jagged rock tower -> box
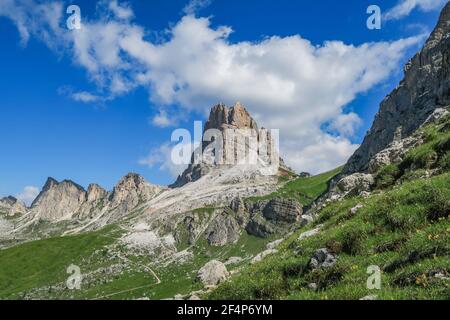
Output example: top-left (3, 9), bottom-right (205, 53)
top-left (171, 102), bottom-right (292, 187)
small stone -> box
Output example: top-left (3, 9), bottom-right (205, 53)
top-left (359, 295), bottom-right (378, 300)
top-left (300, 215), bottom-right (314, 226)
top-left (307, 283), bottom-right (318, 290)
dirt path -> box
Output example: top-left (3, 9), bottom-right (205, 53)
top-left (92, 252), bottom-right (161, 300)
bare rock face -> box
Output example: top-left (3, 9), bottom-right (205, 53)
top-left (344, 2), bottom-right (450, 174)
top-left (86, 184), bottom-right (108, 203)
top-left (109, 173), bottom-right (162, 215)
top-left (263, 198), bottom-right (302, 224)
top-left (0, 196), bottom-right (27, 217)
top-left (172, 102), bottom-right (291, 187)
top-left (205, 211), bottom-right (241, 246)
top-left (77, 184), bottom-right (109, 219)
top-left (31, 178), bottom-right (87, 221)
top-left (245, 198), bottom-right (303, 238)
top-left (204, 101), bottom-right (258, 132)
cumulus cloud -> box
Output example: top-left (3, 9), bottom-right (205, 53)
top-left (385, 0), bottom-right (447, 20)
top-left (16, 186), bottom-right (39, 206)
top-left (0, 0), bottom-right (426, 174)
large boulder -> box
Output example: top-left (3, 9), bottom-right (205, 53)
top-left (337, 173), bottom-right (374, 195)
top-left (197, 260), bottom-right (229, 287)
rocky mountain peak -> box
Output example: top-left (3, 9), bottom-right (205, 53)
top-left (0, 196), bottom-right (26, 217)
top-left (172, 102), bottom-right (291, 188)
top-left (41, 177), bottom-right (58, 192)
top-left (425, 2), bottom-right (450, 50)
top-left (32, 178), bottom-right (85, 208)
top-left (343, 3), bottom-right (450, 174)
top-left (109, 173), bottom-right (162, 215)
top-left (30, 178), bottom-right (87, 221)
top-left (1, 196), bottom-right (19, 206)
top-left (87, 184), bottom-right (107, 203)
top-left (205, 102), bottom-right (258, 132)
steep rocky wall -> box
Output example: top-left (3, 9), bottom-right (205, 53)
top-left (344, 2), bottom-right (450, 174)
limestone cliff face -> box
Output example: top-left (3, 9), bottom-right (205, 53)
top-left (172, 102), bottom-right (291, 187)
top-left (0, 196), bottom-right (27, 217)
top-left (344, 2), bottom-right (450, 174)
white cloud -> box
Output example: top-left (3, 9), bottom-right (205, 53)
top-left (182, 0), bottom-right (212, 16)
top-left (385, 0), bottom-right (447, 20)
top-left (151, 109), bottom-right (176, 128)
top-left (108, 0), bottom-right (134, 20)
top-left (326, 112), bottom-right (363, 138)
top-left (16, 186), bottom-right (39, 206)
top-left (0, 1), bottom-right (426, 174)
top-left (139, 144), bottom-right (188, 178)
top-left (71, 91), bottom-right (102, 103)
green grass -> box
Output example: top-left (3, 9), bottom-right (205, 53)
top-left (247, 167), bottom-right (342, 206)
top-left (207, 172), bottom-right (450, 300)
top-left (0, 225), bottom-right (121, 299)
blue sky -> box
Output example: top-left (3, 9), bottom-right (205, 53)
top-left (0, 0), bottom-right (447, 204)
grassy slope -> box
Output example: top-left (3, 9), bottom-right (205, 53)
top-left (208, 116), bottom-right (450, 300)
top-left (0, 225), bottom-right (121, 299)
top-left (208, 174), bottom-right (450, 300)
top-left (247, 167), bottom-right (342, 206)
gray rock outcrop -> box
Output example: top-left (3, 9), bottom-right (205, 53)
top-left (309, 248), bottom-right (337, 269)
top-left (344, 2), bottom-right (450, 174)
top-left (336, 173), bottom-right (375, 196)
top-left (262, 198), bottom-right (302, 223)
top-left (205, 211), bottom-right (241, 246)
top-left (244, 198), bottom-right (303, 238)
